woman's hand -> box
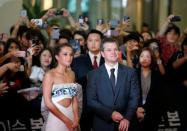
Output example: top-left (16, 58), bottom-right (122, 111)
top-left (136, 107), bottom-right (145, 121)
top-left (64, 117), bottom-right (74, 130)
top-left (72, 119), bottom-right (79, 129)
top-left (41, 8), bottom-right (56, 20)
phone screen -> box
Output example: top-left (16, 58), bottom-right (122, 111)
top-left (51, 28), bottom-right (60, 40)
top-left (69, 39), bottom-right (81, 53)
top-left (20, 10), bottom-right (27, 17)
top-left (97, 19), bottom-right (104, 25)
top-left (110, 20), bottom-right (119, 29)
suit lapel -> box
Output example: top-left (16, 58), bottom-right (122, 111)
top-left (100, 65), bottom-right (115, 96)
top-left (85, 54), bottom-right (93, 70)
top-left (114, 64), bottom-right (125, 103)
top-left (86, 53), bottom-right (104, 69)
top-left (99, 56), bottom-right (105, 66)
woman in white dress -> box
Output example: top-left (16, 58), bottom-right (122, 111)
top-left (43, 44), bottom-right (79, 131)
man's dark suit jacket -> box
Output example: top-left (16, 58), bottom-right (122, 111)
top-left (72, 54), bottom-right (104, 90)
top-left (71, 53), bottom-right (105, 131)
top-left (87, 63), bottom-right (140, 131)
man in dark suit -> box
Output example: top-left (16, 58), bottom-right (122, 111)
top-left (71, 30), bottom-right (104, 131)
top-left (87, 37), bottom-right (140, 131)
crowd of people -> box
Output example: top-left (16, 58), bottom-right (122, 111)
top-left (0, 8), bottom-right (187, 131)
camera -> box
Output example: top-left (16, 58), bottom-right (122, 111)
top-left (32, 19), bottom-right (43, 27)
top-left (170, 16), bottom-right (181, 22)
top-left (30, 38), bottom-right (40, 47)
top-left (55, 10), bottom-right (64, 16)
top-left (124, 16), bottom-right (130, 21)
top-left (97, 19), bottom-right (104, 25)
top-left (149, 42), bottom-right (159, 53)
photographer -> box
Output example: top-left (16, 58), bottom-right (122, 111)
top-left (0, 38), bottom-right (22, 66)
top-left (25, 29), bottom-right (45, 77)
top-left (73, 31), bottom-right (87, 54)
top-left (156, 15), bottom-right (181, 65)
top-left (120, 32), bottom-right (141, 68)
top-left (144, 39), bottom-right (166, 75)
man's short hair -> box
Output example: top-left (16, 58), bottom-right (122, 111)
top-left (87, 29), bottom-right (103, 40)
top-left (123, 32), bottom-right (140, 44)
top-left (100, 37), bottom-right (119, 51)
top-left (165, 24), bottom-right (180, 36)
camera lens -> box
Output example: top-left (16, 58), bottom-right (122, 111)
top-left (56, 10), bottom-right (63, 15)
top-left (31, 39), bottom-right (39, 45)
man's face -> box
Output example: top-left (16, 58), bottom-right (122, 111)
top-left (101, 42), bottom-right (119, 64)
top-left (166, 30), bottom-right (179, 43)
top-left (87, 33), bottom-right (101, 54)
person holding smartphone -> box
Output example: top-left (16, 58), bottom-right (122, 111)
top-left (156, 14), bottom-right (181, 65)
top-left (0, 38), bottom-right (21, 66)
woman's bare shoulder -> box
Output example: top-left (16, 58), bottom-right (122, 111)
top-left (67, 68), bottom-right (75, 81)
top-left (44, 69), bottom-right (56, 79)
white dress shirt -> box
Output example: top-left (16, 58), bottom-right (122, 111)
top-left (105, 63), bottom-right (118, 84)
top-left (88, 51), bottom-right (101, 66)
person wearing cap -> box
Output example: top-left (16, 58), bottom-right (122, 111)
top-left (119, 32), bottom-right (141, 68)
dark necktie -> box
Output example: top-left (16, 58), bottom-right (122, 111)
top-left (93, 56), bottom-right (98, 69)
top-left (110, 68), bottom-right (115, 92)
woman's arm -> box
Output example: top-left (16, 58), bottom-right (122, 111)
top-left (43, 72), bottom-right (73, 130)
top-left (156, 59), bottom-right (165, 75)
top-left (72, 96), bottom-right (79, 129)
top-left (158, 15), bottom-right (174, 36)
top-left (0, 63), bottom-right (16, 77)
top-left (71, 70), bottom-right (79, 128)
top-left (172, 55), bottom-right (187, 69)
top-left (0, 51), bottom-right (15, 65)
top-left (25, 55), bottom-right (33, 77)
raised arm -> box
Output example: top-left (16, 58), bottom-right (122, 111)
top-left (158, 15), bottom-right (174, 36)
top-left (172, 55), bottom-right (187, 69)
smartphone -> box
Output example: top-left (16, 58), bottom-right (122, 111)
top-left (97, 19), bottom-right (104, 25)
top-left (51, 27), bottom-right (60, 40)
top-left (69, 39), bottom-right (81, 53)
top-left (110, 19), bottom-right (119, 29)
top-left (78, 16), bottom-right (84, 25)
top-left (20, 10), bottom-right (27, 17)
top-left (124, 16), bottom-right (130, 21)
top-left (170, 16), bottom-right (181, 22)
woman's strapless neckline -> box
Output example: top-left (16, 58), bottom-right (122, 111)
top-left (53, 83), bottom-right (76, 86)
